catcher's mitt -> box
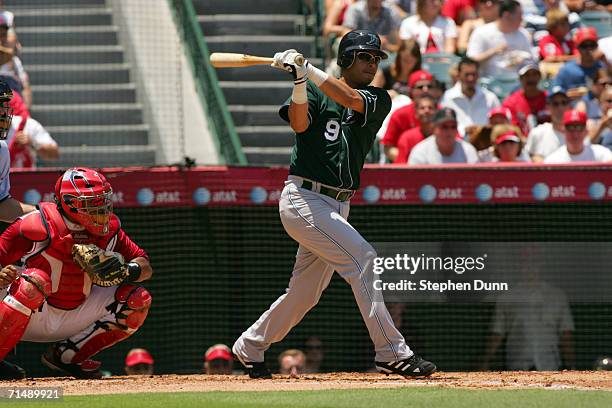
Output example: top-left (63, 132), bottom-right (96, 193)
top-left (72, 243), bottom-right (128, 287)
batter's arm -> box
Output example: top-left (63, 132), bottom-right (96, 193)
top-left (319, 77), bottom-right (365, 114)
top-left (288, 74), bottom-right (364, 131)
top-left (288, 101), bottom-right (309, 133)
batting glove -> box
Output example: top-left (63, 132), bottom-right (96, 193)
top-left (272, 49), bottom-right (308, 83)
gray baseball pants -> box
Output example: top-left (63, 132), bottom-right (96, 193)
top-left (233, 176), bottom-right (412, 363)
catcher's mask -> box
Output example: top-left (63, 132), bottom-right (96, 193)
top-left (55, 167), bottom-right (113, 236)
top-left (0, 79), bottom-right (13, 140)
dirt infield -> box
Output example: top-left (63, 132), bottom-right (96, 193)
top-left (6, 371), bottom-right (612, 395)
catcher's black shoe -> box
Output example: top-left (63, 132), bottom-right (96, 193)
top-left (232, 348), bottom-right (272, 379)
top-left (41, 347), bottom-right (103, 379)
top-left (0, 360), bottom-right (26, 380)
top-left (375, 354), bottom-right (437, 378)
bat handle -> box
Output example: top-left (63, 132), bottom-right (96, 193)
top-left (295, 54), bottom-right (305, 66)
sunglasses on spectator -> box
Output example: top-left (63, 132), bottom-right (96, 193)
top-left (356, 52), bottom-right (382, 65)
top-left (579, 42), bottom-right (597, 50)
top-left (414, 83), bottom-right (432, 90)
top-left (565, 124), bottom-right (585, 131)
top-left (550, 100), bottom-right (569, 107)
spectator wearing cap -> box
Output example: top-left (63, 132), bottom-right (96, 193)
top-left (502, 62), bottom-right (547, 136)
top-left (409, 107), bottom-right (479, 164)
top-left (525, 86), bottom-right (574, 161)
top-left (395, 95), bottom-right (437, 163)
top-left (204, 344), bottom-right (233, 375)
top-left (553, 27), bottom-right (605, 96)
top-left (0, 15), bottom-right (30, 109)
top-left (589, 87), bottom-right (612, 149)
top-left (124, 348), bottom-right (154, 375)
top-left (0, 1), bottom-right (18, 52)
top-left (545, 109), bottom-right (612, 162)
top-left (489, 106), bottom-right (513, 125)
top-left (342, 0), bottom-right (402, 53)
top-left (278, 349), bottom-right (306, 377)
top-left (440, 57), bottom-right (500, 137)
top-left (399, 0), bottom-right (458, 54)
top-left (489, 124), bottom-right (529, 162)
top-left (466, 0), bottom-right (532, 79)
top-left (537, 8), bottom-right (577, 63)
top-left (381, 69), bottom-right (440, 161)
top-left (457, 0), bottom-right (500, 55)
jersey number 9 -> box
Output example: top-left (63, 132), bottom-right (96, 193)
top-left (324, 120), bottom-right (340, 141)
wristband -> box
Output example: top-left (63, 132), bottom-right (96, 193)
top-left (306, 64), bottom-right (329, 87)
top-left (291, 81), bottom-right (307, 104)
top-left (126, 262), bottom-right (142, 282)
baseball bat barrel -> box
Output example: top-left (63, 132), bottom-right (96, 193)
top-left (210, 52), bottom-right (305, 68)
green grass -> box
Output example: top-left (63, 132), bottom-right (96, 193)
top-left (10, 388), bottom-right (611, 408)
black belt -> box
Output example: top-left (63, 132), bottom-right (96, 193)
top-left (301, 180), bottom-right (355, 202)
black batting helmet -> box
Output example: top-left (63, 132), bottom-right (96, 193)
top-left (0, 79), bottom-right (13, 140)
top-left (337, 29), bottom-right (388, 69)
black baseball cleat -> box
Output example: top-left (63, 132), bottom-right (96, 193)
top-left (232, 348), bottom-right (272, 379)
top-left (41, 347), bottom-right (103, 379)
top-left (375, 354), bottom-right (437, 378)
top-left (0, 360), bottom-right (26, 380)
top-left (239, 360), bottom-right (272, 379)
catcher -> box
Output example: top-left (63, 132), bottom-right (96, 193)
top-left (0, 167), bottom-right (152, 379)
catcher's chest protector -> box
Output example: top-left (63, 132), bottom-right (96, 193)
top-left (21, 202), bottom-right (121, 310)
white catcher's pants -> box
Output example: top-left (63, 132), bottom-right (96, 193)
top-left (234, 177), bottom-right (412, 362)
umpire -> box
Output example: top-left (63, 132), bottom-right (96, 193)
top-left (232, 30), bottom-right (436, 379)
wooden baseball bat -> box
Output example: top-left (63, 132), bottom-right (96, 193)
top-left (210, 52), bottom-right (304, 68)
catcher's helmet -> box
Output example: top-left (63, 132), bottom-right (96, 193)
top-left (0, 79), bottom-right (13, 140)
top-left (55, 167), bottom-right (113, 236)
top-left (337, 29), bottom-right (388, 69)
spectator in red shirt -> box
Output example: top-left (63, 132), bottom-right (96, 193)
top-left (502, 62), bottom-right (547, 137)
top-left (381, 69), bottom-right (438, 161)
top-left (538, 8), bottom-right (577, 63)
top-left (394, 95), bottom-right (437, 163)
top-left (441, 0), bottom-right (477, 26)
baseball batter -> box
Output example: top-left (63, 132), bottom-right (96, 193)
top-left (233, 30), bottom-right (436, 379)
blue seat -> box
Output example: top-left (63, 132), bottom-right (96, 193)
top-left (580, 11), bottom-right (612, 38)
top-left (422, 52), bottom-right (460, 87)
top-left (480, 75), bottom-right (520, 99)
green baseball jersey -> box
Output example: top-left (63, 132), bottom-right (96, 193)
top-left (279, 82), bottom-right (391, 190)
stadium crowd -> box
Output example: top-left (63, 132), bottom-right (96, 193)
top-left (0, 1), bottom-right (59, 169)
top-left (322, 0), bottom-right (612, 165)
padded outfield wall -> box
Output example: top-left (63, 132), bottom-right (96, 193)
top-left (5, 165), bottom-right (612, 376)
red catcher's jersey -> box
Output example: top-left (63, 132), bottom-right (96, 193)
top-left (0, 202), bottom-right (147, 310)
